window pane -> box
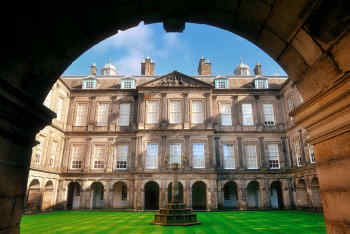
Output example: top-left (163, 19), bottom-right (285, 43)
top-left (242, 104), bottom-right (253, 126)
top-left (116, 145), bottom-right (128, 169)
top-left (193, 143), bottom-right (205, 168)
top-left (96, 103), bottom-right (109, 126)
top-left (192, 101), bottom-right (203, 124)
top-left (170, 101), bottom-right (182, 124)
top-left (146, 101), bottom-right (159, 124)
top-left (93, 146), bottom-right (105, 169)
top-left (75, 103), bottom-right (88, 126)
top-left (71, 145), bottom-right (83, 169)
top-left (146, 144), bottom-right (158, 169)
top-left (268, 144), bottom-right (280, 169)
top-left (119, 103), bottom-right (130, 126)
top-left (263, 104), bottom-right (275, 127)
top-left (246, 145), bottom-right (258, 169)
top-left (223, 144), bottom-right (235, 169)
top-left (170, 144), bottom-right (182, 165)
top-left (220, 104), bottom-right (232, 126)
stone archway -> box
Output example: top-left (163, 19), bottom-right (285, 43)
top-left (0, 2), bottom-right (350, 233)
top-left (192, 181), bottom-right (207, 210)
top-left (91, 182), bottom-right (104, 209)
top-left (42, 181), bottom-right (54, 211)
top-left (247, 181), bottom-right (260, 209)
top-left (270, 181), bottom-right (284, 209)
top-left (223, 181), bottom-right (238, 209)
top-left (67, 182), bottom-right (81, 210)
top-left (144, 181), bottom-right (160, 210)
top-left (26, 179), bottom-right (42, 212)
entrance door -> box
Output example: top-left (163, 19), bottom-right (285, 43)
top-left (144, 181), bottom-right (159, 210)
top-left (91, 182), bottom-right (104, 209)
top-left (192, 181), bottom-right (206, 210)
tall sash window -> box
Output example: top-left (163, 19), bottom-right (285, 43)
top-left (146, 101), bottom-right (159, 124)
top-left (116, 145), bottom-right (128, 169)
top-left (220, 103), bottom-right (232, 126)
top-left (242, 104), bottom-right (254, 126)
top-left (169, 144), bottom-right (182, 165)
top-left (119, 103), bottom-right (130, 126)
top-left (96, 103), bottom-right (109, 126)
top-left (192, 101), bottom-right (204, 124)
top-left (267, 144), bottom-right (280, 169)
top-left (193, 143), bottom-right (205, 168)
top-left (223, 144), bottom-right (235, 169)
top-left (263, 104), bottom-right (275, 127)
top-left (146, 144), bottom-right (158, 169)
top-left (246, 145), bottom-right (258, 169)
top-left (75, 103), bottom-right (88, 126)
top-left (169, 101), bottom-right (182, 124)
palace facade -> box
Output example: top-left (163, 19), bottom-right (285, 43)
top-left (26, 57), bottom-right (321, 212)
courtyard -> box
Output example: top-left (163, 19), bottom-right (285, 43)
top-left (21, 210), bottom-right (325, 234)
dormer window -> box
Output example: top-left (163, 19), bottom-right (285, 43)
top-left (254, 78), bottom-right (268, 89)
top-left (214, 78), bottom-right (228, 89)
top-left (121, 79), bottom-right (135, 89)
top-left (82, 77), bottom-right (97, 89)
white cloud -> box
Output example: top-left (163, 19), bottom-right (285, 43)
top-left (92, 22), bottom-right (189, 75)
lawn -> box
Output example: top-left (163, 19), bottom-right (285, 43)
top-left (21, 210), bottom-right (326, 234)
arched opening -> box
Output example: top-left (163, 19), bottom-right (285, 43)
top-left (91, 182), bottom-right (104, 209)
top-left (42, 181), bottom-right (54, 210)
top-left (144, 181), bottom-right (159, 210)
top-left (311, 178), bottom-right (322, 211)
top-left (26, 179), bottom-right (42, 212)
top-left (167, 182), bottom-right (184, 203)
top-left (113, 182), bottom-right (128, 208)
top-left (67, 182), bottom-right (81, 210)
top-left (270, 181), bottom-right (284, 209)
top-left (192, 181), bottom-right (206, 210)
top-left (296, 179), bottom-right (309, 209)
top-left (247, 181), bottom-right (260, 209)
top-left (223, 181), bottom-right (238, 209)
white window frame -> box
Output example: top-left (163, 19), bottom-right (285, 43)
top-left (119, 103), bottom-right (131, 126)
top-left (193, 143), bottom-right (205, 169)
top-left (246, 145), bottom-right (258, 169)
top-left (267, 144), bottom-right (280, 169)
top-left (145, 143), bottom-right (158, 169)
top-left (215, 79), bottom-right (228, 89)
top-left (71, 145), bottom-right (83, 169)
top-left (96, 103), bottom-right (109, 126)
top-left (255, 79), bottom-right (268, 89)
top-left (93, 145), bottom-right (105, 169)
top-left (83, 79), bottom-right (97, 89)
top-left (223, 144), bottom-right (235, 169)
top-left (146, 101), bottom-right (160, 124)
top-left (220, 103), bottom-right (232, 126)
top-left (169, 143), bottom-right (182, 166)
top-left (121, 79), bottom-right (135, 89)
top-left (263, 104), bottom-right (275, 127)
top-left (116, 144), bottom-right (128, 169)
top-left (242, 103), bottom-right (254, 126)
top-left (74, 103), bottom-right (88, 126)
top-left (169, 101), bottom-right (182, 124)
top-left (191, 100), bottom-right (204, 124)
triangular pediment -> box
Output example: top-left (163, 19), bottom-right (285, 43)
top-left (138, 71), bottom-right (213, 89)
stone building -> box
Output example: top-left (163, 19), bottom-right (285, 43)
top-left (26, 58), bottom-right (322, 212)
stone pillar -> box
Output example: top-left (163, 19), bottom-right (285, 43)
top-left (184, 135), bottom-right (190, 170)
top-left (281, 136), bottom-right (290, 168)
top-left (214, 136), bottom-right (221, 169)
top-left (260, 180), bottom-right (270, 209)
top-left (186, 180), bottom-right (192, 208)
top-left (160, 93), bottom-right (167, 123)
top-left (182, 93), bottom-right (190, 129)
top-left (130, 137), bottom-right (137, 171)
top-left (138, 93), bottom-right (145, 129)
top-left (281, 180), bottom-right (291, 209)
top-left (87, 96), bottom-right (96, 131)
top-left (259, 137), bottom-right (267, 169)
top-left (254, 95), bottom-right (262, 128)
top-left (159, 183), bottom-right (166, 208)
top-left (208, 135), bottom-right (214, 169)
top-left (204, 92), bottom-right (212, 128)
top-left (237, 137), bottom-right (244, 170)
top-left (0, 80), bottom-right (55, 233)
top-left (238, 181), bottom-right (247, 210)
top-left (212, 95), bottom-right (218, 128)
top-left (231, 96), bottom-right (238, 126)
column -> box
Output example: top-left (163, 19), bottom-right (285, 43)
top-left (212, 95), bottom-right (218, 128)
top-left (66, 96), bottom-right (75, 131)
top-left (281, 136), bottom-right (290, 168)
top-left (298, 130), bottom-right (306, 163)
top-left (214, 136), bottom-right (221, 169)
top-left (231, 96), bottom-right (238, 126)
top-left (281, 180), bottom-right (291, 209)
top-left (259, 137), bottom-right (268, 169)
top-left (0, 80), bottom-right (55, 233)
top-left (204, 92), bottom-right (212, 128)
top-left (237, 137), bottom-right (244, 170)
top-left (109, 96), bottom-right (117, 132)
top-left (130, 137), bottom-right (137, 171)
top-left (138, 93), bottom-right (145, 129)
top-left (208, 135), bottom-right (214, 169)
top-left (184, 135), bottom-right (190, 170)
top-left (186, 181), bottom-right (192, 208)
top-left (87, 96), bottom-right (96, 131)
top-left (259, 180), bottom-right (270, 209)
top-left (161, 135), bottom-right (167, 169)
top-left (238, 181), bottom-right (247, 210)
top-left (182, 93), bottom-right (190, 129)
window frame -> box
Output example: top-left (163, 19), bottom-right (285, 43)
top-left (223, 144), bottom-right (235, 169)
top-left (192, 143), bottom-right (205, 169)
top-left (146, 100), bottom-right (160, 124)
top-left (116, 144), bottom-right (128, 170)
top-left (96, 102), bottom-right (110, 126)
top-left (242, 103), bottom-right (254, 126)
top-left (74, 102), bottom-right (89, 127)
top-left (145, 143), bottom-right (159, 169)
top-left (169, 143), bottom-right (182, 166)
top-left (263, 103), bottom-right (275, 127)
top-left (121, 79), bottom-right (135, 89)
top-left (82, 78), bottom-right (97, 89)
top-left (220, 102), bottom-right (232, 126)
top-left (267, 144), bottom-right (280, 169)
top-left (119, 103), bottom-right (131, 126)
top-left (70, 144), bottom-right (84, 170)
top-left (254, 78), bottom-right (268, 89)
top-left (191, 100), bottom-right (204, 124)
top-left (169, 100), bottom-right (182, 124)
top-left (92, 144), bottom-right (106, 169)
top-left (214, 78), bottom-right (228, 89)
top-left (245, 144), bottom-right (258, 169)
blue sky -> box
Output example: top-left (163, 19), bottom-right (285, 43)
top-left (63, 22), bottom-right (286, 76)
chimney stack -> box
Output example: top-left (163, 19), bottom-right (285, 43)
top-left (198, 56), bottom-right (211, 75)
top-left (141, 57), bottom-right (155, 76)
top-left (90, 63), bottom-right (97, 76)
top-left (254, 62), bottom-right (262, 75)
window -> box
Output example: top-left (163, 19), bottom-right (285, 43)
top-left (267, 144), bottom-right (280, 169)
top-left (75, 103), bottom-right (88, 126)
top-left (56, 98), bottom-right (63, 121)
top-left (263, 104), bottom-right (275, 127)
top-left (169, 144), bottom-right (181, 166)
top-left (49, 142), bottom-right (58, 168)
top-left (242, 104), bottom-right (254, 126)
top-left (255, 79), bottom-right (268, 88)
top-left (121, 79), bottom-right (135, 89)
top-left (93, 145), bottom-right (105, 169)
top-left (116, 144), bottom-right (128, 169)
top-left (246, 145), bottom-right (258, 169)
top-left (294, 139), bottom-right (303, 167)
top-left (146, 101), bottom-right (159, 124)
top-left (119, 103), bottom-right (130, 126)
top-left (96, 103), bottom-right (109, 126)
top-left (223, 144), bottom-right (235, 169)
top-left (83, 79), bottom-right (97, 89)
top-left (309, 144), bottom-right (315, 164)
top-left (215, 79), bottom-right (228, 89)
top-left (169, 101), bottom-right (182, 124)
top-left (192, 101), bottom-right (204, 124)
top-left (71, 145), bottom-right (83, 169)
top-left (220, 103), bottom-right (232, 126)
top-left (193, 143), bottom-right (205, 168)
top-left (146, 143), bottom-right (158, 169)
top-left (121, 184), bottom-right (127, 200)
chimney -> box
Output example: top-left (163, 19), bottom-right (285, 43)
top-left (198, 56), bottom-right (211, 75)
top-left (141, 57), bottom-right (155, 76)
top-left (90, 63), bottom-right (97, 76)
top-left (254, 62), bottom-right (262, 75)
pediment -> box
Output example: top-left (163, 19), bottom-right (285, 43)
top-left (139, 71), bottom-right (213, 89)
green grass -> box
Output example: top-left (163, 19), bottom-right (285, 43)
top-left (21, 210), bottom-right (326, 234)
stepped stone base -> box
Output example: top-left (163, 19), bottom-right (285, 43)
top-left (151, 203), bottom-right (200, 226)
